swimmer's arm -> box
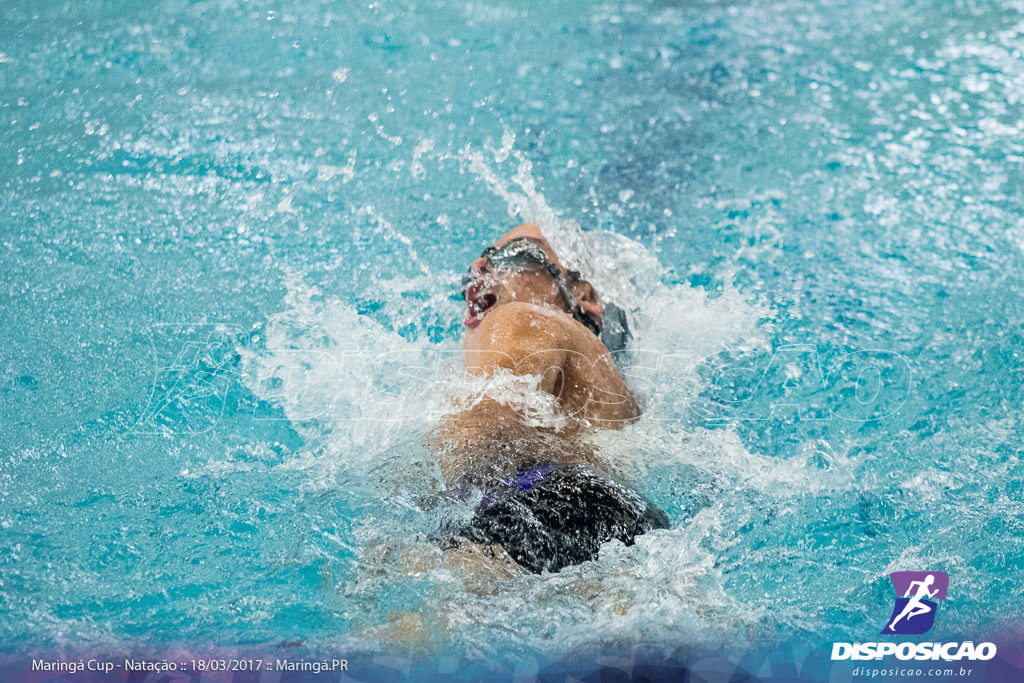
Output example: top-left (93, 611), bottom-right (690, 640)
top-left (434, 309), bottom-right (569, 433)
top-left (428, 307), bottom-right (573, 479)
top-left (463, 303), bottom-right (570, 394)
top-left (467, 302), bottom-right (639, 426)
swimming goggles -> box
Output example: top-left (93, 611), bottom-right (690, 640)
top-left (462, 237), bottom-right (602, 337)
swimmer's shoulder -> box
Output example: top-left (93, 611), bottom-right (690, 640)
top-left (466, 303), bottom-right (571, 374)
top-left (468, 303), bottom-right (638, 424)
top-left (473, 302), bottom-right (594, 352)
top-left (468, 302), bottom-right (617, 376)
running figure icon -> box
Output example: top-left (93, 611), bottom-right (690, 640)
top-left (881, 570), bottom-right (949, 635)
top-left (888, 574), bottom-right (938, 631)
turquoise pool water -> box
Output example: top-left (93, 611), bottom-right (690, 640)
top-left (2, 0), bottom-right (1022, 676)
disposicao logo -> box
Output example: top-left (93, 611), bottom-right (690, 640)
top-left (831, 570), bottom-right (997, 662)
top-left (881, 570), bottom-right (948, 635)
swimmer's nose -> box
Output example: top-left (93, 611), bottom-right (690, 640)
top-left (469, 255), bottom-right (491, 277)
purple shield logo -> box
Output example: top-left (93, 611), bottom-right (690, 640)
top-left (880, 571), bottom-right (949, 635)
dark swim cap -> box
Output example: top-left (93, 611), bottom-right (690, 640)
top-left (599, 302), bottom-right (631, 355)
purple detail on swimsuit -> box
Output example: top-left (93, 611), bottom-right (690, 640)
top-left (514, 461), bottom-right (561, 491)
top-left (477, 462), bottom-right (561, 508)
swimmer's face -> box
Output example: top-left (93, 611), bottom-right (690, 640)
top-left (463, 223), bottom-right (602, 330)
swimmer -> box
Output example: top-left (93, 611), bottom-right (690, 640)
top-left (431, 223), bottom-right (669, 574)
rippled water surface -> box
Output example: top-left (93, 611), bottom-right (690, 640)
top-left (2, 0), bottom-right (1023, 673)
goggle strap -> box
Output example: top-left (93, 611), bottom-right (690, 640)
top-left (553, 274), bottom-right (602, 337)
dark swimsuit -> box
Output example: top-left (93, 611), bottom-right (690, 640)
top-left (447, 462), bottom-right (670, 574)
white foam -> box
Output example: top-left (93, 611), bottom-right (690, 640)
top-left (234, 146), bottom-right (811, 655)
